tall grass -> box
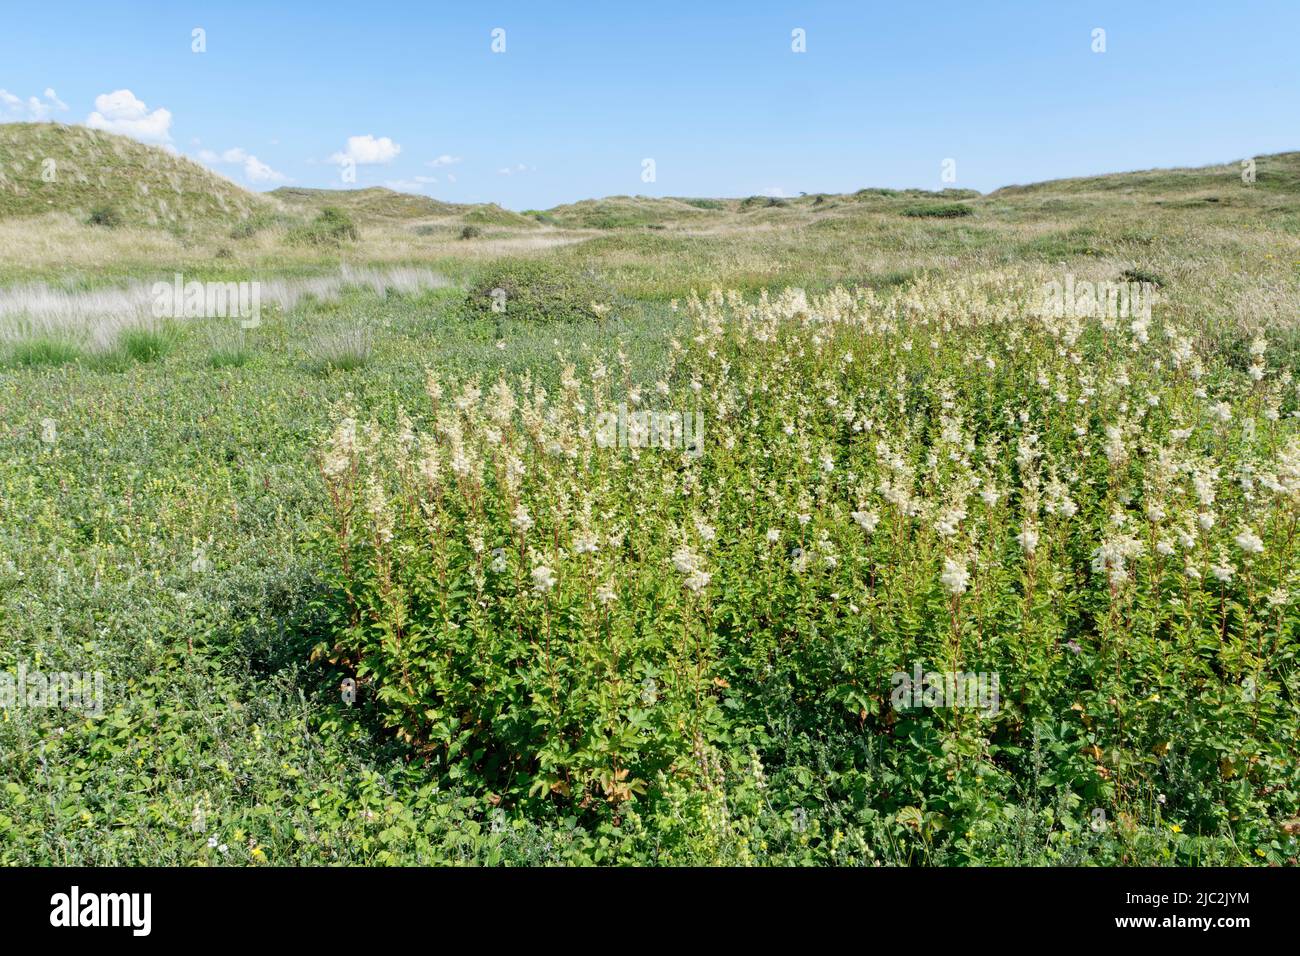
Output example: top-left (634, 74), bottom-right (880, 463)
top-left (307, 327), bottom-right (372, 374)
top-left (0, 265), bottom-right (448, 352)
top-left (3, 335), bottom-right (82, 367)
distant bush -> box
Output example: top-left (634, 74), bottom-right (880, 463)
top-left (1121, 267), bottom-right (1165, 288)
top-left (87, 205), bottom-right (123, 228)
top-left (463, 261), bottom-right (613, 324)
top-left (1020, 229), bottom-right (1100, 260)
top-left (459, 225), bottom-right (483, 240)
top-left (288, 207), bottom-right (360, 245)
top-left (901, 203), bottom-right (973, 219)
top-left (230, 213), bottom-right (284, 239)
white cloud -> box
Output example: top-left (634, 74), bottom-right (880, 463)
top-left (385, 175), bottom-right (439, 192)
top-left (243, 155), bottom-right (286, 183)
top-left (761, 186), bottom-right (789, 198)
top-left (198, 147), bottom-right (247, 164)
top-left (198, 145), bottom-right (286, 184)
top-left (425, 154), bottom-right (461, 168)
top-left (85, 89), bottom-right (172, 143)
top-left (497, 163), bottom-right (530, 176)
top-left (0, 87), bottom-right (70, 121)
top-left (329, 134), bottom-right (401, 166)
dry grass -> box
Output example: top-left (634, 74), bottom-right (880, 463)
top-left (0, 264), bottom-right (448, 350)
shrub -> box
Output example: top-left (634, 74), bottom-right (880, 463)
top-left (317, 280), bottom-right (1300, 859)
top-left (462, 261), bottom-right (614, 324)
top-left (230, 214), bottom-right (277, 239)
top-left (315, 401), bottom-right (712, 815)
top-left (288, 207), bottom-right (360, 246)
top-left (1121, 267), bottom-right (1165, 288)
top-left (87, 205), bottom-right (123, 228)
top-left (459, 225), bottom-right (483, 240)
top-left (901, 203), bottom-right (973, 218)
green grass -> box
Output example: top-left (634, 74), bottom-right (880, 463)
top-left (119, 325), bottom-right (175, 362)
top-left (207, 343), bottom-right (252, 368)
top-left (306, 328), bottom-right (372, 375)
top-left (3, 336), bottom-right (82, 367)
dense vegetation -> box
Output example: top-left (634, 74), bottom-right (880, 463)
top-left (1, 131), bottom-right (1298, 864)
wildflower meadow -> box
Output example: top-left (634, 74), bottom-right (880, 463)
top-left (1, 8), bottom-right (1298, 877)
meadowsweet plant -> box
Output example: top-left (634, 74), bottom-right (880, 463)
top-left (317, 274), bottom-right (1299, 854)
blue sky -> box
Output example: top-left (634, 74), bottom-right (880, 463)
top-left (2, 1), bottom-right (1296, 208)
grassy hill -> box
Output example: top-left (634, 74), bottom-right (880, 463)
top-left (990, 152), bottom-right (1300, 200)
top-left (271, 186), bottom-right (539, 231)
top-left (1, 130), bottom-right (1296, 294)
top-left (538, 153), bottom-right (1300, 231)
top-left (542, 195), bottom-right (724, 229)
top-left (270, 186), bottom-right (460, 223)
top-left (5, 122), bottom-right (1296, 243)
top-left (0, 122), bottom-right (277, 231)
